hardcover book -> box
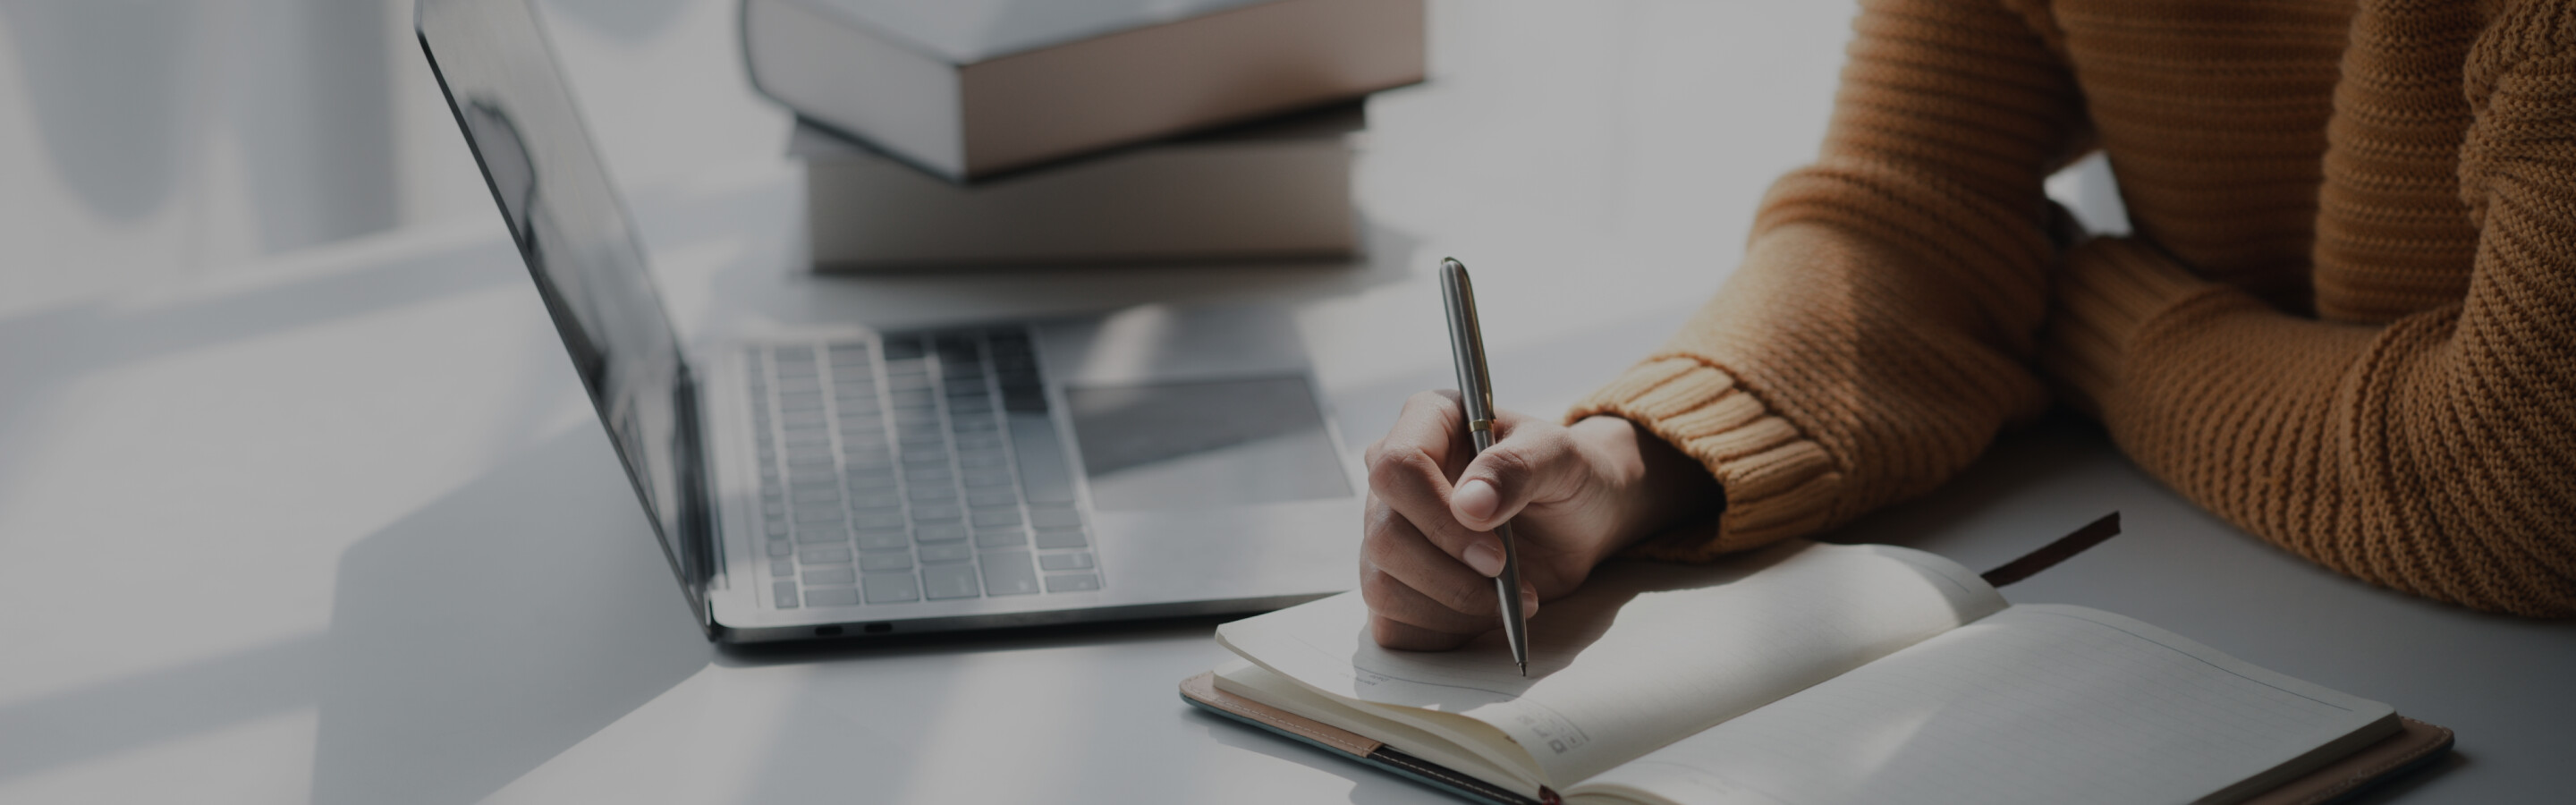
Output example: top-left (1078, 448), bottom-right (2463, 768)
top-left (745, 0), bottom-right (1423, 181)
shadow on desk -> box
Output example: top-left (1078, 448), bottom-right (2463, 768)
top-left (714, 614), bottom-right (1239, 665)
top-left (0, 426), bottom-right (710, 802)
top-left (309, 426), bottom-right (712, 805)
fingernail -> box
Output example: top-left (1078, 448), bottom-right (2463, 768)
top-left (1521, 587), bottom-right (1539, 617)
top-left (1454, 479), bottom-right (1500, 522)
top-left (1463, 540), bottom-right (1505, 576)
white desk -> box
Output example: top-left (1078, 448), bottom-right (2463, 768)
top-left (3, 2), bottom-right (2566, 803)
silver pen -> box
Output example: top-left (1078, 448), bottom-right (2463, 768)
top-left (1437, 258), bottom-right (1530, 677)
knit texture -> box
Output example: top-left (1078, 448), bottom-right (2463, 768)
top-left (1572, 0), bottom-right (2575, 615)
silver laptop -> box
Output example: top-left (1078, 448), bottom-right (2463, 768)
top-left (416, 0), bottom-right (1360, 642)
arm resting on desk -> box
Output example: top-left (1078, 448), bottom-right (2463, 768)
top-left (2037, 30), bottom-right (2576, 614)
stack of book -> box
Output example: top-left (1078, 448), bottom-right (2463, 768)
top-left (745, 0), bottom-right (1427, 270)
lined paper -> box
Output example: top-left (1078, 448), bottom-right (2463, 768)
top-left (1575, 605), bottom-right (2397, 805)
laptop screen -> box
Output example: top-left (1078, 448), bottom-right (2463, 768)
top-left (417, 0), bottom-right (708, 608)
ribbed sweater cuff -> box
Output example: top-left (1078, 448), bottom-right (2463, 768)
top-left (1568, 357), bottom-right (1842, 561)
top-left (2043, 238), bottom-right (2218, 418)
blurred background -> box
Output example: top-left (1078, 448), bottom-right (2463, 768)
top-left (0, 0), bottom-right (790, 318)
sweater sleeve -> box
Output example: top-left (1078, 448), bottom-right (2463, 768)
top-left (2039, 13), bottom-right (2576, 616)
top-left (1571, 0), bottom-right (2089, 558)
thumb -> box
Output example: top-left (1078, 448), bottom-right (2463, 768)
top-left (1450, 425), bottom-right (1580, 531)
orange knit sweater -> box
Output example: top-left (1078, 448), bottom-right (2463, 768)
top-left (1572, 0), bottom-right (2575, 615)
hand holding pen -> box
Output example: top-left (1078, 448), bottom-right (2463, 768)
top-left (1356, 258), bottom-right (1724, 661)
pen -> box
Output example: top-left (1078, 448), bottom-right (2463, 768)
top-left (1437, 257), bottom-right (1530, 677)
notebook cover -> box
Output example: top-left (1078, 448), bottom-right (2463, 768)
top-left (1180, 672), bottom-right (2451, 805)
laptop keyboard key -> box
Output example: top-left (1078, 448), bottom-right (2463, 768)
top-left (1038, 552), bottom-right (1094, 571)
top-left (886, 371), bottom-right (932, 391)
top-left (979, 552), bottom-right (1039, 596)
top-left (898, 449), bottom-right (947, 466)
top-left (774, 581), bottom-right (800, 608)
top-left (863, 572), bottom-right (921, 604)
top-left (1032, 529), bottom-right (1087, 549)
top-left (860, 552), bottom-right (912, 572)
top-left (906, 470), bottom-right (956, 487)
top-left (974, 528), bottom-right (1027, 549)
top-left (922, 564), bottom-right (980, 599)
top-left (913, 522), bottom-right (968, 543)
top-left (793, 508), bottom-right (844, 524)
top-left (855, 529), bottom-right (911, 551)
top-left (1045, 573), bottom-right (1101, 593)
top-left (803, 587), bottom-right (860, 606)
top-left (802, 567), bottom-right (857, 586)
top-left (778, 393), bottom-right (825, 411)
top-left (1029, 504), bottom-right (1081, 530)
top-left (918, 542), bottom-right (972, 563)
top-left (798, 546), bottom-right (852, 564)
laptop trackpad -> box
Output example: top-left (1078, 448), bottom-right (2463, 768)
top-left (1064, 376), bottom-right (1350, 512)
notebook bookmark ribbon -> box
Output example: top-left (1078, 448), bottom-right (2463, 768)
top-left (1979, 512), bottom-right (2121, 588)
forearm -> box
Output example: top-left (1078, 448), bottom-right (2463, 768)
top-left (2043, 236), bottom-right (2576, 616)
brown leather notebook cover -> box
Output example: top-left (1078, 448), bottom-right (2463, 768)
top-left (1181, 672), bottom-right (2453, 805)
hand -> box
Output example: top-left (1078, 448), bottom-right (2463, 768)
top-left (1359, 391), bottom-right (1719, 650)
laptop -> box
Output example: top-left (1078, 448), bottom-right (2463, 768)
top-left (415, 0), bottom-right (1361, 642)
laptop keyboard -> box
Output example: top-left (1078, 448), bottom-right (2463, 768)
top-left (747, 329), bottom-right (1102, 610)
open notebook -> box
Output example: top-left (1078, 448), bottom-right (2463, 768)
top-left (1185, 541), bottom-right (2451, 805)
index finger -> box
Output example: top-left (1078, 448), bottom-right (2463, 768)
top-left (1363, 390), bottom-right (1473, 480)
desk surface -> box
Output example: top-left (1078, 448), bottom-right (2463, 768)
top-left (3, 2), bottom-right (2568, 803)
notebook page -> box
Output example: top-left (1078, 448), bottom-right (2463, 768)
top-left (1572, 605), bottom-right (2399, 805)
top-left (1216, 542), bottom-right (2006, 786)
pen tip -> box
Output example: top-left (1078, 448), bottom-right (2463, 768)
top-left (1519, 662), bottom-right (1528, 678)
